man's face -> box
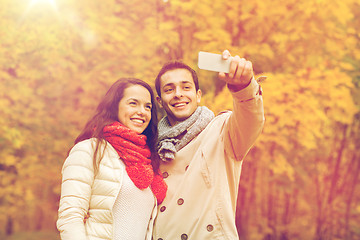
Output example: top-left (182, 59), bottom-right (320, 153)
top-left (157, 69), bottom-right (201, 126)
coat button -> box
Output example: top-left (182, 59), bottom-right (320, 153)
top-left (181, 233), bottom-right (188, 240)
top-left (207, 224), bottom-right (214, 232)
top-left (177, 198), bottom-right (184, 205)
top-left (162, 172), bottom-right (169, 178)
top-left (160, 206), bottom-right (166, 212)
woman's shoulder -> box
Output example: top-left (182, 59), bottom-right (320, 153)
top-left (68, 138), bottom-right (112, 154)
top-left (67, 138), bottom-right (119, 167)
top-left (63, 139), bottom-right (96, 169)
top-left (69, 138), bottom-right (96, 153)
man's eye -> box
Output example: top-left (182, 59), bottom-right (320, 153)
top-left (145, 105), bottom-right (152, 110)
top-left (129, 102), bottom-right (137, 105)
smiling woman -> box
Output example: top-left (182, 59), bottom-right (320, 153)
top-left (57, 78), bottom-right (167, 240)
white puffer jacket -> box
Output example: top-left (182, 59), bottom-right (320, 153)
top-left (56, 139), bottom-right (157, 240)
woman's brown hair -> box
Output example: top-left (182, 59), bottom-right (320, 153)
top-left (74, 78), bottom-right (159, 174)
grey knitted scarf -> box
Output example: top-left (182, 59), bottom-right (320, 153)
top-left (157, 106), bottom-right (215, 162)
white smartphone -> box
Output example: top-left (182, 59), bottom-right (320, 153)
top-left (198, 51), bottom-right (233, 73)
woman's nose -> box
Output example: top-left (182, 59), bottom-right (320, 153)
top-left (136, 107), bottom-right (144, 115)
top-left (137, 105), bottom-right (150, 115)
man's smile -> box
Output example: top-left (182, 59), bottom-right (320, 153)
top-left (172, 102), bottom-right (189, 108)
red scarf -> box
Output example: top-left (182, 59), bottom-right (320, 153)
top-left (103, 122), bottom-right (167, 204)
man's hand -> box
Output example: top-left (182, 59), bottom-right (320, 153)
top-left (218, 50), bottom-right (254, 92)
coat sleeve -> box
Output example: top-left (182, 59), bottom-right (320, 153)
top-left (224, 77), bottom-right (265, 161)
top-left (56, 140), bottom-right (95, 240)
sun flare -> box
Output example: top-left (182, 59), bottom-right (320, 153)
top-left (29, 0), bottom-right (56, 5)
top-left (24, 0), bottom-right (58, 15)
top-left (28, 0), bottom-right (57, 8)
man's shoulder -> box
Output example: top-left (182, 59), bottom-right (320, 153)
top-left (199, 111), bottom-right (232, 135)
top-left (216, 110), bottom-right (232, 116)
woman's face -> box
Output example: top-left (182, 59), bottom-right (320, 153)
top-left (117, 84), bottom-right (152, 134)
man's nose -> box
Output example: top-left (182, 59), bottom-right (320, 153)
top-left (174, 87), bottom-right (184, 97)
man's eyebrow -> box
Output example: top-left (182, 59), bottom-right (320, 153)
top-left (181, 81), bottom-right (193, 85)
top-left (163, 80), bottom-right (193, 87)
top-left (162, 83), bottom-right (175, 88)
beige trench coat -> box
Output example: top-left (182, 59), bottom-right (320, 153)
top-left (153, 78), bottom-right (264, 240)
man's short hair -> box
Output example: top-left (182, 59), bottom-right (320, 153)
top-left (155, 61), bottom-right (199, 97)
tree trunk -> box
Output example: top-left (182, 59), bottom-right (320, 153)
top-left (6, 216), bottom-right (13, 236)
top-left (344, 153), bottom-right (360, 239)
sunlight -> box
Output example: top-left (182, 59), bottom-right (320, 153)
top-left (28, 0), bottom-right (57, 10)
top-left (22, 0), bottom-right (58, 18)
top-left (29, 0), bottom-right (56, 6)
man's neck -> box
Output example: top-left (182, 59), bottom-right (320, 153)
top-left (167, 115), bottom-right (192, 127)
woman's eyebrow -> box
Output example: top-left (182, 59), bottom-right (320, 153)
top-left (128, 98), bottom-right (152, 105)
top-left (127, 98), bottom-right (139, 102)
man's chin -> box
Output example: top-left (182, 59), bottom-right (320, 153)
top-left (173, 112), bottom-right (193, 121)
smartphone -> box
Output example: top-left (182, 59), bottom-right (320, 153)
top-left (198, 51), bottom-right (233, 73)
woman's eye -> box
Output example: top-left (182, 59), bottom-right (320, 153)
top-left (164, 88), bottom-right (173, 93)
top-left (146, 105), bottom-right (152, 110)
top-left (129, 102), bottom-right (137, 105)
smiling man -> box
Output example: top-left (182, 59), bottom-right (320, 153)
top-left (153, 50), bottom-right (265, 239)
top-left (157, 68), bottom-right (201, 126)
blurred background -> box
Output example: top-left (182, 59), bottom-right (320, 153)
top-left (0, 0), bottom-right (359, 239)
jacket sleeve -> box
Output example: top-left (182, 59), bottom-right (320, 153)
top-left (56, 140), bottom-right (95, 240)
top-left (224, 77), bottom-right (265, 161)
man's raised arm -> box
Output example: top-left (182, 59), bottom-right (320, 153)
top-left (219, 50), bottom-right (265, 160)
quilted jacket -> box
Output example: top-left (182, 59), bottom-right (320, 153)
top-left (57, 139), bottom-right (157, 240)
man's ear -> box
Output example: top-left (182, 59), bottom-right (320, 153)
top-left (156, 96), bottom-right (163, 109)
top-left (196, 89), bottom-right (202, 104)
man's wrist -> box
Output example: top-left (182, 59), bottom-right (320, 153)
top-left (227, 77), bottom-right (253, 92)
